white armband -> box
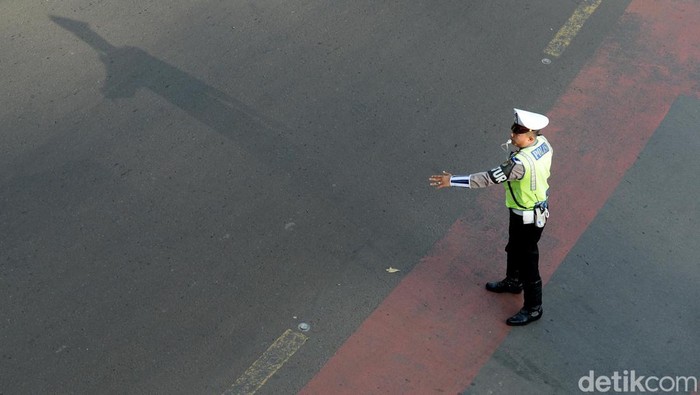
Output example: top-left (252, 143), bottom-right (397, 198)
top-left (450, 175), bottom-right (471, 188)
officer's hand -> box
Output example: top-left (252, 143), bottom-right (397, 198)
top-left (429, 171), bottom-right (452, 189)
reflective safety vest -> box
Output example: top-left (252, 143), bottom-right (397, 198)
top-left (505, 136), bottom-right (553, 210)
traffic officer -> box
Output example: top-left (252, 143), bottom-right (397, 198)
top-left (429, 108), bottom-right (553, 326)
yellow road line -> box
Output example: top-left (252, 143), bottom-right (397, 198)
top-left (544, 0), bottom-right (603, 58)
top-left (223, 329), bottom-right (308, 395)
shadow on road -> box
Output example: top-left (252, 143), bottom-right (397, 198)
top-left (50, 15), bottom-right (307, 176)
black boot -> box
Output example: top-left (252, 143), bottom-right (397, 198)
top-left (506, 306), bottom-right (543, 326)
top-left (506, 280), bottom-right (543, 326)
top-left (485, 277), bottom-right (523, 294)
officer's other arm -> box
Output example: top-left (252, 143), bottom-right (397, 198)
top-left (429, 160), bottom-right (524, 189)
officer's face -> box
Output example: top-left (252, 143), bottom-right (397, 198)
top-left (511, 131), bottom-right (535, 148)
top-left (510, 123), bottom-right (536, 148)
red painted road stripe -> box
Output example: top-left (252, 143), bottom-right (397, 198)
top-left (302, 2), bottom-right (700, 393)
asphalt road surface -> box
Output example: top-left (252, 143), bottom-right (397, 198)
top-left (2, 1), bottom-right (698, 394)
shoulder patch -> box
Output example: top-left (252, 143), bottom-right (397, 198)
top-left (487, 158), bottom-right (516, 184)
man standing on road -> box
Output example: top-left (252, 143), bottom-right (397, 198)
top-left (429, 109), bottom-right (553, 326)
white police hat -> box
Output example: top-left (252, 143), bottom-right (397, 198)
top-left (513, 108), bottom-right (549, 131)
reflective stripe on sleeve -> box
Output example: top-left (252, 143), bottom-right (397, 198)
top-left (450, 175), bottom-right (471, 188)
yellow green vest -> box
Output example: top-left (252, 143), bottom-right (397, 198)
top-left (504, 136), bottom-right (553, 209)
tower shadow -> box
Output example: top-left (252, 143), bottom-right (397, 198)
top-left (50, 15), bottom-right (309, 179)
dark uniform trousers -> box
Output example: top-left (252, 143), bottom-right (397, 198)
top-left (505, 209), bottom-right (544, 308)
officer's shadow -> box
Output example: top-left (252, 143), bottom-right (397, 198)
top-left (50, 15), bottom-right (299, 172)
